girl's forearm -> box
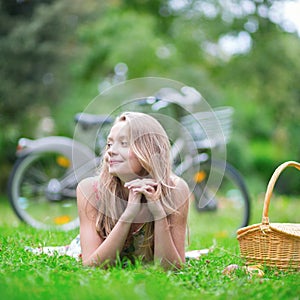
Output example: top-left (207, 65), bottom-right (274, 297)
top-left (82, 219), bottom-right (132, 267)
top-left (153, 217), bottom-right (185, 269)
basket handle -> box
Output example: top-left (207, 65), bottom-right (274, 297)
top-left (262, 161), bottom-right (300, 225)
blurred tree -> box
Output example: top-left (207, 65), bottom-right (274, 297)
top-left (70, 0), bottom-right (300, 192)
top-left (0, 0), bottom-right (100, 191)
top-left (1, 0), bottom-right (73, 122)
top-left (1, 0), bottom-right (299, 195)
top-left (195, 1), bottom-right (300, 190)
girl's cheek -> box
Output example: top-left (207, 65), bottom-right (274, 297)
top-left (128, 149), bottom-right (138, 159)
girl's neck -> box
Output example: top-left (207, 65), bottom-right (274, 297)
top-left (119, 184), bottom-right (129, 200)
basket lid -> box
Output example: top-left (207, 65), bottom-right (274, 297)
top-left (269, 223), bottom-right (300, 238)
top-left (237, 222), bottom-right (300, 239)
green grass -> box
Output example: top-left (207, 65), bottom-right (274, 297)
top-left (0, 195), bottom-right (299, 300)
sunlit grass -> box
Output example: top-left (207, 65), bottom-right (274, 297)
top-left (0, 194), bottom-right (299, 300)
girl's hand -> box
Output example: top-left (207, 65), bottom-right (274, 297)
top-left (125, 178), bottom-right (158, 201)
top-left (121, 187), bottom-right (142, 222)
top-left (125, 179), bottom-right (166, 219)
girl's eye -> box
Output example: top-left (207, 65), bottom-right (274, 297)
top-left (121, 141), bottom-right (128, 147)
top-left (106, 142), bottom-right (112, 148)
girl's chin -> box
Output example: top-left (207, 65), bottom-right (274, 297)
top-left (110, 172), bottom-right (143, 183)
top-left (108, 170), bottom-right (129, 179)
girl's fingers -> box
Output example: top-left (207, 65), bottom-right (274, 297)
top-left (132, 186), bottom-right (153, 193)
top-left (126, 184), bottom-right (155, 191)
top-left (143, 179), bottom-right (158, 186)
top-left (125, 180), bottom-right (159, 202)
top-left (124, 179), bottom-right (158, 189)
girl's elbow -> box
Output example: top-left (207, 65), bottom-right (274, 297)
top-left (82, 256), bottom-right (112, 268)
top-left (82, 257), bottom-right (93, 267)
top-left (171, 257), bottom-right (185, 270)
top-left (158, 256), bottom-right (185, 270)
top-left (81, 254), bottom-right (100, 267)
top-left (162, 260), bottom-right (184, 271)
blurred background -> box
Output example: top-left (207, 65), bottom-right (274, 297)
top-left (1, 0), bottom-right (300, 199)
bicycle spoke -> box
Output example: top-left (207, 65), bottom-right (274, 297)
top-left (8, 152), bottom-right (79, 230)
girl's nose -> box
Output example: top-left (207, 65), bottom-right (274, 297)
top-left (107, 144), bottom-right (117, 156)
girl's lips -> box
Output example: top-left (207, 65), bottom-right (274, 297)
top-left (109, 160), bottom-right (122, 165)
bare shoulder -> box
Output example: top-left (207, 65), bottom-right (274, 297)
top-left (76, 176), bottom-right (98, 206)
top-left (77, 176), bottom-right (97, 191)
top-left (171, 174), bottom-right (190, 196)
top-left (170, 174), bottom-right (190, 214)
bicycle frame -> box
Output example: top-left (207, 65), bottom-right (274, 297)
top-left (15, 136), bottom-right (99, 196)
top-left (9, 99), bottom-right (250, 232)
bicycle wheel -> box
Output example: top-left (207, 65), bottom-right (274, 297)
top-left (8, 151), bottom-right (79, 231)
top-left (192, 159), bottom-right (250, 237)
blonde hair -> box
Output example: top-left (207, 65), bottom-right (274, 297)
top-left (95, 111), bottom-right (176, 261)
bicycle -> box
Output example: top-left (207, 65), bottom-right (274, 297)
top-left (7, 91), bottom-right (250, 236)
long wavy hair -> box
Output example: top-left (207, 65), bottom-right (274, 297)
top-left (94, 111), bottom-right (177, 261)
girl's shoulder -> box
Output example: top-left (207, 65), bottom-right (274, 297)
top-left (170, 174), bottom-right (189, 193)
top-left (170, 174), bottom-right (190, 209)
top-left (76, 176), bottom-right (99, 204)
top-left (77, 176), bottom-right (98, 191)
top-left (169, 174), bottom-right (190, 219)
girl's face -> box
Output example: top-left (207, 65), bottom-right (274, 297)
top-left (106, 121), bottom-right (144, 182)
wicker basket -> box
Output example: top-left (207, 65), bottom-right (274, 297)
top-left (237, 161), bottom-right (300, 270)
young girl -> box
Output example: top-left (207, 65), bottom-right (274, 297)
top-left (26, 112), bottom-right (190, 270)
top-left (77, 112), bottom-right (190, 269)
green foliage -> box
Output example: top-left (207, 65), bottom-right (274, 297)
top-left (1, 0), bottom-right (300, 195)
top-left (0, 0), bottom-right (72, 121)
top-left (217, 30), bottom-right (300, 192)
top-left (0, 0), bottom-right (104, 190)
top-left (0, 0), bottom-right (75, 190)
top-left (76, 9), bottom-right (163, 78)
